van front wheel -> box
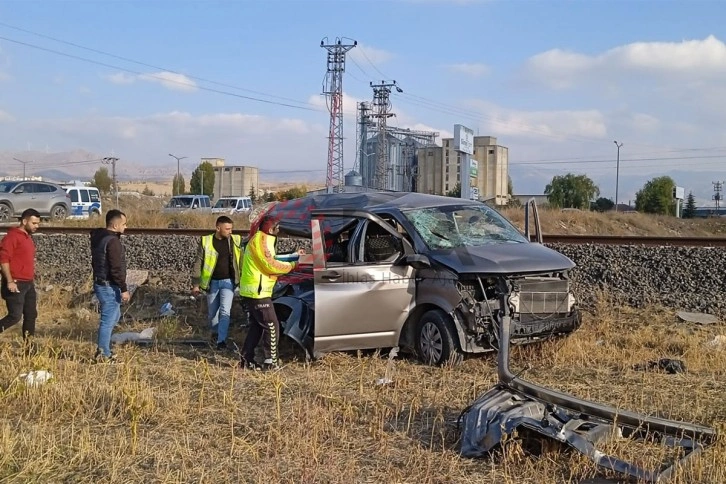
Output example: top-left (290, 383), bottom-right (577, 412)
top-left (415, 309), bottom-right (462, 366)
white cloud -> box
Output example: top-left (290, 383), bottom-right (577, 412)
top-left (0, 110), bottom-right (14, 123)
top-left (138, 71), bottom-right (198, 92)
top-left (103, 71), bottom-right (198, 92)
top-left (468, 100), bottom-right (607, 141)
top-left (348, 43), bottom-right (395, 72)
top-left (307, 91), bottom-right (366, 119)
top-left (525, 35), bottom-right (726, 89)
top-left (28, 111), bottom-right (327, 179)
top-left (104, 72), bottom-right (135, 85)
top-left (446, 63), bottom-right (490, 78)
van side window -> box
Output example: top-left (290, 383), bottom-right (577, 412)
top-left (80, 190), bottom-right (90, 203)
top-left (69, 190), bottom-right (79, 202)
top-left (89, 190), bottom-right (100, 202)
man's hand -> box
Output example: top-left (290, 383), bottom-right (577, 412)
top-left (121, 291), bottom-right (131, 303)
top-left (297, 249), bottom-right (306, 255)
top-left (6, 281), bottom-right (18, 293)
top-left (192, 285), bottom-right (201, 296)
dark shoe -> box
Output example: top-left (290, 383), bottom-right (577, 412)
top-left (239, 357), bottom-right (261, 371)
top-left (216, 341), bottom-right (227, 350)
top-left (94, 348), bottom-right (121, 364)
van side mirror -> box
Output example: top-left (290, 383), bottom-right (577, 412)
top-left (402, 254), bottom-right (431, 270)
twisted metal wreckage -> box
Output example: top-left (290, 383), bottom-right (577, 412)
top-left (458, 204), bottom-right (718, 483)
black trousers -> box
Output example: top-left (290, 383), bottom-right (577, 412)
top-left (241, 297), bottom-right (280, 364)
top-left (0, 280), bottom-right (37, 339)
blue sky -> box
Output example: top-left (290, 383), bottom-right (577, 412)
top-left (2, 0), bottom-right (726, 202)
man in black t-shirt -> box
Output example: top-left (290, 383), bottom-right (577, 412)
top-left (191, 216), bottom-right (243, 349)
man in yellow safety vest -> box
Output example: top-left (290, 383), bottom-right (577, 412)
top-left (239, 214), bottom-right (303, 370)
top-left (192, 215), bottom-right (242, 349)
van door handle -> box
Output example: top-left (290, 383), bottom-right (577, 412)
top-left (322, 271), bottom-right (341, 280)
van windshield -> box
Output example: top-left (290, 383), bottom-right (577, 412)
top-left (214, 199), bottom-right (237, 209)
top-left (403, 204), bottom-right (527, 250)
top-left (166, 196), bottom-right (194, 208)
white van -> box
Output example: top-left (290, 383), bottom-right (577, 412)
top-left (64, 186), bottom-right (102, 219)
top-left (212, 196), bottom-right (252, 214)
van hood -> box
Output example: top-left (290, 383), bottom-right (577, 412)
top-left (427, 242), bottom-right (575, 275)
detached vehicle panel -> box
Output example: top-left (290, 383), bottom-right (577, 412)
top-left (266, 192), bottom-right (581, 365)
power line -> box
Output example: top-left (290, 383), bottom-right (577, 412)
top-left (510, 153), bottom-right (726, 166)
top-left (0, 21), bottom-right (318, 109)
top-left (0, 35), bottom-right (324, 112)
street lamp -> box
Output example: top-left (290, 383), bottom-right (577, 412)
top-left (168, 153), bottom-right (187, 194)
top-left (613, 141), bottom-right (623, 212)
top-left (12, 157), bottom-right (32, 180)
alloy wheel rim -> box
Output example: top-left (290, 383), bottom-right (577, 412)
top-left (421, 321), bottom-right (443, 364)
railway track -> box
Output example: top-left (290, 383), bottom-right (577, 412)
top-left (2, 226), bottom-right (726, 247)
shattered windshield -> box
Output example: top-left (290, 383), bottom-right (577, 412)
top-left (167, 197), bottom-right (193, 208)
top-left (403, 205), bottom-right (527, 249)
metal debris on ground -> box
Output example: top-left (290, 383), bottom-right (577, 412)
top-left (632, 358), bottom-right (687, 374)
top-left (458, 315), bottom-right (716, 483)
top-left (676, 311), bottom-right (719, 325)
top-left (111, 327), bottom-right (156, 344)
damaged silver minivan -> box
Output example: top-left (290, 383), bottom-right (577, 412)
top-left (262, 192), bottom-right (581, 365)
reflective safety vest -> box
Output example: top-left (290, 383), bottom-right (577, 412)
top-left (239, 231), bottom-right (295, 299)
top-left (198, 234), bottom-right (242, 290)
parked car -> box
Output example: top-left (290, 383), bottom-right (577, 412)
top-left (211, 196), bottom-right (252, 215)
top-left (0, 180), bottom-right (71, 222)
top-left (64, 186), bottom-right (102, 219)
top-left (262, 192), bottom-right (582, 366)
top-left (162, 195), bottom-right (212, 214)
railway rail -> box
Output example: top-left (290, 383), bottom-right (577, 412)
top-left (2, 226), bottom-right (726, 247)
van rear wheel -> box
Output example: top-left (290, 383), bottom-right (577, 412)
top-left (415, 309), bottom-right (462, 366)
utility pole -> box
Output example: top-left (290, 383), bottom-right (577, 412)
top-left (321, 37), bottom-right (357, 194)
top-left (103, 157), bottom-right (119, 208)
top-left (169, 153), bottom-right (187, 195)
top-left (370, 80), bottom-right (400, 190)
top-left (613, 141), bottom-right (623, 212)
top-left (12, 157), bottom-right (32, 180)
top-left (713, 181), bottom-right (722, 215)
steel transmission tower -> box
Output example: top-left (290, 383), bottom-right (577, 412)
top-left (321, 37), bottom-right (357, 193)
top-left (370, 80), bottom-right (399, 190)
top-left (713, 181), bottom-right (723, 213)
top-left (355, 102), bottom-right (372, 174)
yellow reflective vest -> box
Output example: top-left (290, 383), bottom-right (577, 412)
top-left (239, 231), bottom-right (296, 299)
top-left (194, 234), bottom-right (243, 291)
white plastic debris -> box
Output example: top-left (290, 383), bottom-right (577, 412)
top-left (705, 335), bottom-right (726, 349)
top-left (111, 327), bottom-right (156, 344)
top-left (376, 347), bottom-right (399, 386)
top-left (160, 302), bottom-right (175, 317)
top-left (18, 370), bottom-right (53, 387)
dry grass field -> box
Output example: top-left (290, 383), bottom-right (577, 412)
top-left (1, 198), bottom-right (726, 482)
top-left (0, 287), bottom-right (725, 483)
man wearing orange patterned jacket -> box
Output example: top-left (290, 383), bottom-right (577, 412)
top-left (239, 214), bottom-right (303, 371)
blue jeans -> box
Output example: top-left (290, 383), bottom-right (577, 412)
top-left (207, 278), bottom-right (234, 344)
top-left (94, 284), bottom-right (121, 357)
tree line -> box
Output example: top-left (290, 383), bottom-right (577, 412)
top-left (542, 173), bottom-right (697, 217)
